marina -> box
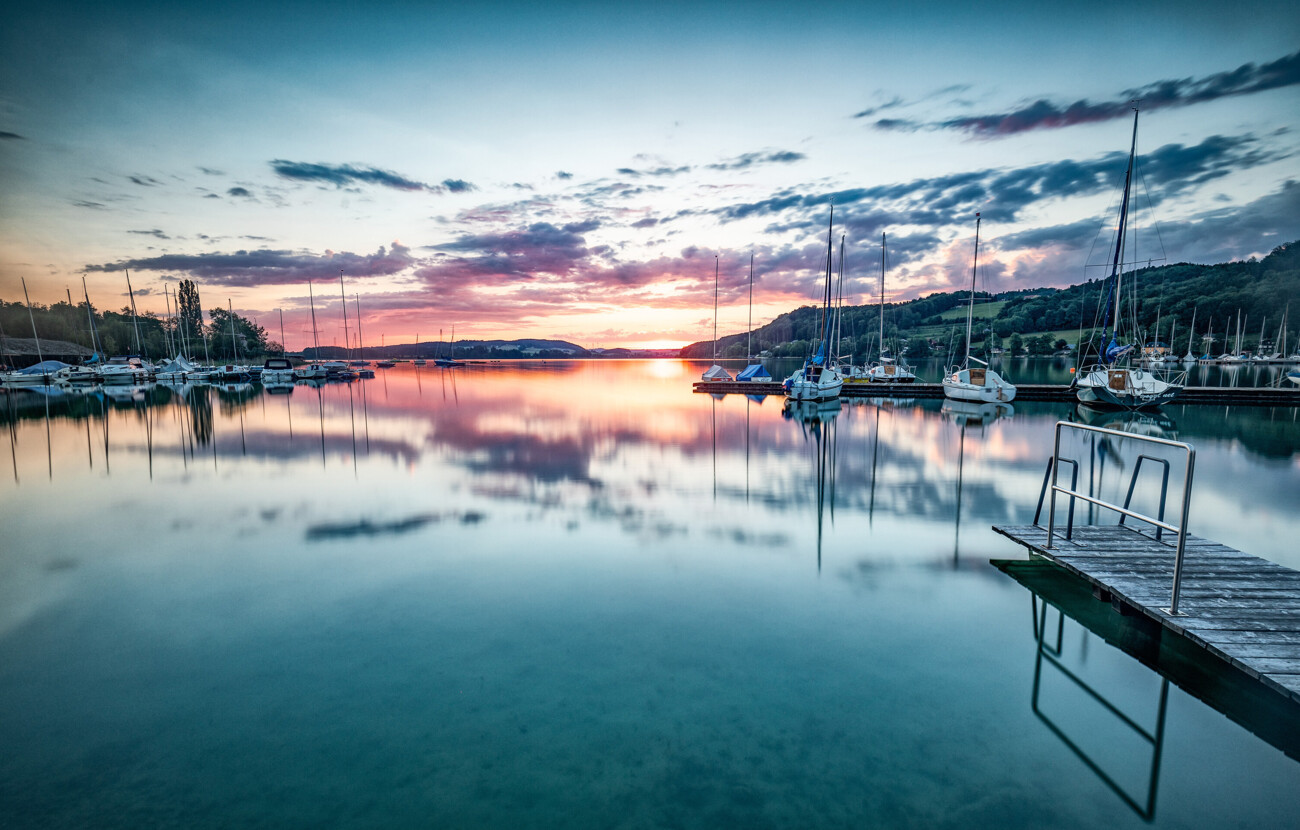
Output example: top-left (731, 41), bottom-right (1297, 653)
top-left (694, 379), bottom-right (1300, 405)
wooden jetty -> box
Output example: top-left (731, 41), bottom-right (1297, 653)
top-left (993, 523), bottom-right (1300, 706)
top-left (693, 380), bottom-right (1300, 406)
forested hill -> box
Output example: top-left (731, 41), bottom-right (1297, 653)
top-left (681, 240), bottom-right (1300, 360)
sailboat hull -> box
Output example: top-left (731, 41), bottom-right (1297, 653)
top-left (1075, 367), bottom-right (1182, 409)
top-left (941, 368), bottom-right (1016, 403)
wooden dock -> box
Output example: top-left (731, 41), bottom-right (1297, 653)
top-left (693, 381), bottom-right (1300, 406)
top-left (993, 524), bottom-right (1300, 705)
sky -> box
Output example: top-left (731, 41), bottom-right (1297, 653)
top-left (1, 0), bottom-right (1298, 350)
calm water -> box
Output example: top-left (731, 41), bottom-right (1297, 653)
top-left (2, 361), bottom-right (1298, 828)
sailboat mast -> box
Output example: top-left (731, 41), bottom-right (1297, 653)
top-left (879, 232), bottom-right (886, 361)
top-left (747, 254), bottom-right (753, 362)
top-left (1188, 307), bottom-right (1197, 356)
top-left (308, 281), bottom-right (321, 356)
top-left (713, 256), bottom-right (720, 362)
top-left (278, 308), bottom-right (287, 356)
top-left (339, 270), bottom-right (351, 360)
top-left (82, 276), bottom-right (101, 357)
top-left (125, 270), bottom-right (142, 356)
top-left (1109, 108), bottom-right (1140, 349)
top-left (965, 214), bottom-right (980, 362)
top-left (817, 207), bottom-right (834, 359)
top-left (21, 278), bottom-right (44, 365)
top-left (355, 294), bottom-right (365, 360)
top-left (228, 299), bottom-right (239, 362)
top-left (835, 235), bottom-right (845, 364)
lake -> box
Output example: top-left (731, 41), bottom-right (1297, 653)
top-left (2, 360), bottom-right (1298, 828)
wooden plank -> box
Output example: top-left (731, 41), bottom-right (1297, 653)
top-left (995, 522), bottom-right (1300, 707)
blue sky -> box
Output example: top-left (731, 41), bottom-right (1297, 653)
top-left (2, 1), bottom-right (1297, 349)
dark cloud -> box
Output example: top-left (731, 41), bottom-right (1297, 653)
top-left (198, 166), bottom-right (224, 175)
top-left (706, 150), bottom-right (807, 171)
top-left (86, 243), bottom-right (416, 287)
top-left (616, 164), bottom-right (691, 177)
top-left (631, 217), bottom-right (658, 229)
top-left (227, 186), bottom-right (252, 197)
top-left (712, 133), bottom-right (1283, 233)
top-left (852, 96), bottom-right (904, 119)
top-left (128, 229), bottom-right (170, 239)
top-left (129, 175), bottom-right (162, 187)
top-left (904, 50), bottom-right (1300, 138)
top-left (72, 200), bottom-right (107, 210)
top-left (556, 171), bottom-right (573, 180)
top-left (0, 131), bottom-right (23, 140)
top-left (270, 160), bottom-right (474, 194)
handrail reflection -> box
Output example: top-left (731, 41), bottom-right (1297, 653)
top-left (1031, 594), bottom-right (1168, 821)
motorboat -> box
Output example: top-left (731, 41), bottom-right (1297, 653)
top-left (260, 357), bottom-right (296, 384)
top-left (96, 356), bottom-right (152, 384)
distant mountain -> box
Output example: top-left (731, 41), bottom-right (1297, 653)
top-left (303, 338), bottom-right (590, 360)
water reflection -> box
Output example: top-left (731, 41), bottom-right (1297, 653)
top-left (2, 361), bottom-right (1298, 827)
top-left (997, 558), bottom-right (1300, 817)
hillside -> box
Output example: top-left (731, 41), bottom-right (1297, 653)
top-left (682, 241), bottom-right (1300, 361)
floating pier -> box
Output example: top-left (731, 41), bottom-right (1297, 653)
top-left (994, 524), bottom-right (1300, 705)
top-left (995, 420), bottom-right (1300, 708)
top-left (692, 381), bottom-right (1300, 406)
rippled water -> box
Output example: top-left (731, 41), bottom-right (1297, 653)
top-left (2, 361), bottom-right (1298, 828)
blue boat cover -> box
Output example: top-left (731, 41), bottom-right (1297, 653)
top-left (736, 364), bottom-right (771, 381)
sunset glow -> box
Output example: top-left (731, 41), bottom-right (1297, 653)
top-left (1, 2), bottom-right (1296, 349)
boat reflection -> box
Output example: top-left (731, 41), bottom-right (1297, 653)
top-left (941, 399), bottom-right (1015, 426)
top-left (783, 397), bottom-right (840, 571)
top-left (1071, 404), bottom-right (1178, 439)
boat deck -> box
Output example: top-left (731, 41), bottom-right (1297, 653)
top-left (993, 523), bottom-right (1300, 705)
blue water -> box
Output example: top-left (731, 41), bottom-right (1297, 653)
top-left (1, 361), bottom-right (1297, 828)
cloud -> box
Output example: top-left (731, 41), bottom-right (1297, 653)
top-left (0, 131), bottom-right (23, 140)
top-left (128, 229), bottom-right (170, 240)
top-left (711, 133), bottom-right (1284, 232)
top-left (270, 160), bottom-right (475, 194)
top-left (894, 50), bottom-right (1300, 138)
top-left (86, 243), bottom-right (416, 287)
top-left (197, 166), bottom-right (224, 175)
top-left (706, 150), bottom-right (807, 170)
top-left (129, 175), bottom-right (162, 187)
top-left (615, 164), bottom-right (691, 177)
top-left (556, 171), bottom-right (573, 179)
top-left (227, 186), bottom-right (252, 197)
top-left (631, 217), bottom-right (658, 228)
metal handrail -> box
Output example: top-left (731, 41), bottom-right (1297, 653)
top-left (1046, 421), bottom-right (1196, 616)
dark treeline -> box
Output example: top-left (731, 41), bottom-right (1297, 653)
top-left (0, 278), bottom-right (277, 364)
top-left (683, 240), bottom-right (1300, 361)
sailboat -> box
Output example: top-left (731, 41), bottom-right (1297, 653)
top-left (736, 254), bottom-right (771, 382)
top-left (413, 332), bottom-right (427, 365)
top-left (702, 256), bottom-right (733, 381)
top-left (782, 210), bottom-right (844, 402)
top-left (864, 232), bottom-right (917, 383)
top-left (1075, 108), bottom-right (1184, 409)
top-left (942, 214), bottom-right (1016, 403)
top-left (434, 326), bottom-right (465, 367)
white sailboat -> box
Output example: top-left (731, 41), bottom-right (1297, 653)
top-left (942, 214), bottom-right (1017, 404)
top-left (864, 232), bottom-right (916, 383)
top-left (1075, 107), bottom-right (1184, 409)
top-left (782, 210), bottom-right (844, 402)
top-left (702, 256), bottom-right (733, 381)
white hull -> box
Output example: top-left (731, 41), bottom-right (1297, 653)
top-left (783, 365), bottom-right (844, 401)
top-left (942, 367), bottom-right (1016, 403)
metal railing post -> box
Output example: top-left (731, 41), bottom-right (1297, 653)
top-left (1046, 422), bottom-right (1062, 550)
top-left (1162, 450), bottom-right (1196, 616)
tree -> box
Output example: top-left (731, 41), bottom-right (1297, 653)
top-left (175, 279), bottom-right (204, 357)
top-left (207, 307), bottom-right (268, 359)
top-left (1008, 333), bottom-right (1023, 356)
